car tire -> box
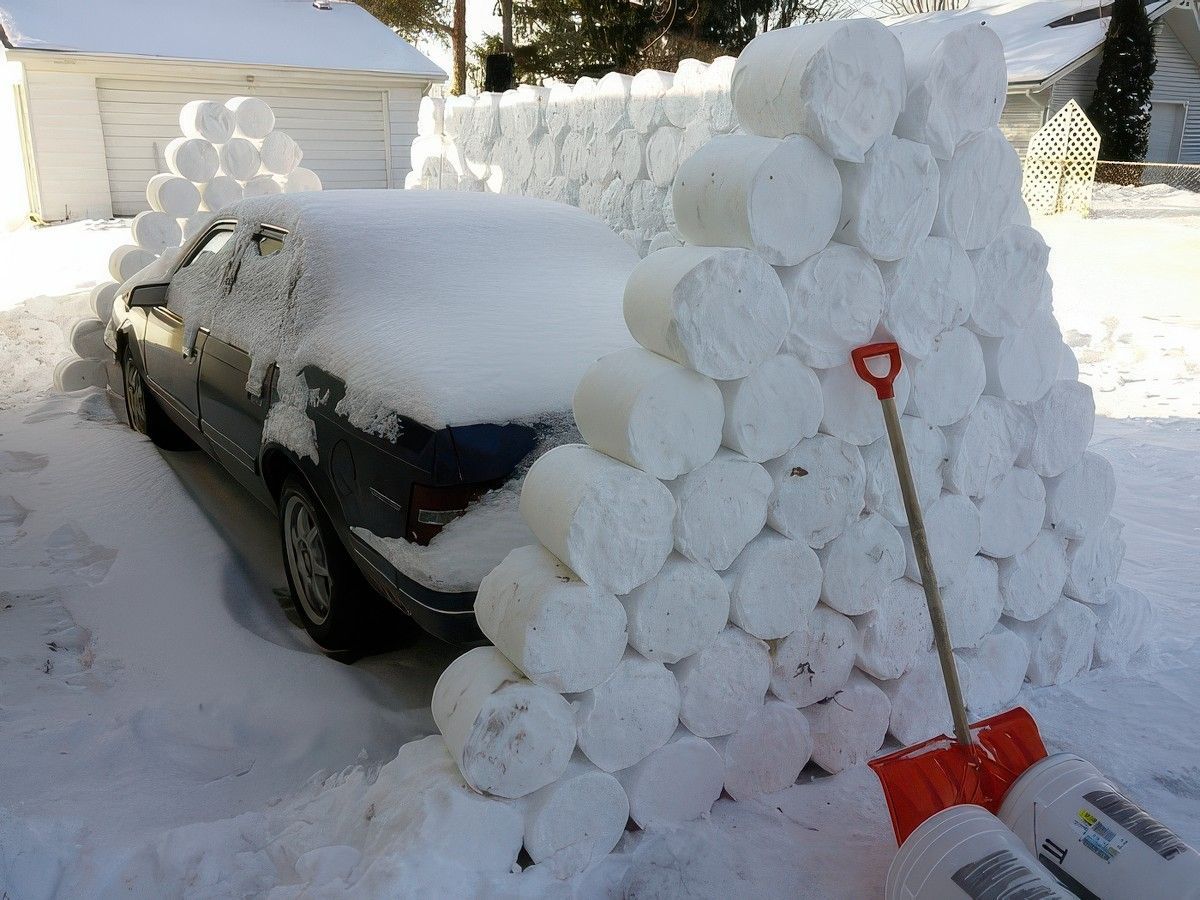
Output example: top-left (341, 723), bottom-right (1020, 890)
top-left (278, 474), bottom-right (414, 655)
top-left (122, 349), bottom-right (194, 450)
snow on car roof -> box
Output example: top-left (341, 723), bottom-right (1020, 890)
top-left (886, 0), bottom-right (1176, 86)
top-left (234, 190), bottom-right (639, 431)
top-left (0, 0), bottom-right (445, 79)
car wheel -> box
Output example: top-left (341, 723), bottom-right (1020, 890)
top-left (279, 475), bottom-right (410, 655)
top-left (122, 349), bottom-right (194, 450)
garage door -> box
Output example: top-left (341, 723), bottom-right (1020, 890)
top-left (1146, 101), bottom-right (1186, 163)
top-left (97, 77), bottom-right (390, 215)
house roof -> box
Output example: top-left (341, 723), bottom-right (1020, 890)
top-left (887, 0), bottom-right (1179, 88)
top-left (0, 0), bottom-right (445, 80)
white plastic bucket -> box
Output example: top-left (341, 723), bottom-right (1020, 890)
top-left (886, 804), bottom-right (1069, 899)
top-left (999, 753), bottom-right (1200, 900)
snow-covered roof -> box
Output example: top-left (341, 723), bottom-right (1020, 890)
top-left (0, 0), bottom-right (445, 80)
top-left (887, 0), bottom-right (1179, 87)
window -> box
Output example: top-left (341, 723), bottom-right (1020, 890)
top-left (254, 229), bottom-right (286, 257)
top-left (182, 227), bottom-right (234, 268)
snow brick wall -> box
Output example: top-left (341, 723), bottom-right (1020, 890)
top-left (53, 96), bottom-right (323, 393)
top-left (409, 17), bottom-right (1149, 879)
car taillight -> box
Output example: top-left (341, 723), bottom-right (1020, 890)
top-left (407, 482), bottom-right (481, 545)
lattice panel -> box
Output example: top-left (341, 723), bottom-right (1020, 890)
top-left (1022, 99), bottom-right (1101, 216)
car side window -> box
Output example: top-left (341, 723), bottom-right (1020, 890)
top-left (254, 230), bottom-right (285, 257)
top-left (181, 228), bottom-right (234, 269)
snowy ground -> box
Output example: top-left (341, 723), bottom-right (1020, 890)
top-left (1, 187), bottom-right (1198, 897)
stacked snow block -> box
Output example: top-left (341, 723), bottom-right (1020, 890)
top-left (422, 17), bottom-right (1154, 875)
top-left (55, 97), bottom-right (322, 395)
top-left (405, 57), bottom-right (741, 256)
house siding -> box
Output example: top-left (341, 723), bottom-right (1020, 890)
top-left (387, 86), bottom-right (422, 187)
top-left (1000, 91), bottom-right (1048, 157)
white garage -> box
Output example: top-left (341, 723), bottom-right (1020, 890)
top-left (0, 0), bottom-right (444, 225)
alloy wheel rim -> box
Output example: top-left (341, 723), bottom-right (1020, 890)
top-left (125, 358), bottom-right (148, 434)
top-left (283, 494), bottom-right (332, 626)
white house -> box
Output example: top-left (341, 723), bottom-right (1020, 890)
top-left (0, 0), bottom-right (444, 227)
top-left (895, 0), bottom-right (1200, 162)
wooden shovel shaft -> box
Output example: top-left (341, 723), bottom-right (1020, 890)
top-left (880, 396), bottom-right (974, 748)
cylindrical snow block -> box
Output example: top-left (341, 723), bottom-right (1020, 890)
top-left (542, 83), bottom-right (572, 137)
top-left (259, 131), bottom-right (303, 176)
top-left (855, 576), bottom-right (935, 681)
top-left (805, 670), bottom-right (890, 774)
top-left (863, 415), bottom-right (946, 527)
top-left (957, 624), bottom-right (1031, 716)
top-left (666, 449), bottom-right (772, 572)
top-left (1058, 342), bottom-right (1079, 381)
top-left (818, 513), bottom-right (905, 616)
top-left (53, 355), bottom-right (106, 393)
top-left (834, 135), bottom-right (938, 262)
top-left (108, 244), bottom-right (158, 283)
top-left (899, 492), bottom-right (981, 588)
top-left (442, 94), bottom-right (474, 140)
top-left (942, 396), bottom-right (1033, 498)
top-left (573, 347), bottom-right (724, 480)
top-left (593, 71), bottom-right (632, 134)
top-left (612, 128), bottom-right (646, 183)
top-left (904, 326), bottom-right (986, 427)
top-left (146, 174), bottom-right (201, 218)
top-left (979, 308), bottom-right (1062, 403)
top-left (672, 625), bottom-right (771, 738)
top-left (645, 125), bottom-right (682, 189)
top-left (702, 55), bottom-right (738, 133)
top-left (584, 132), bottom-right (614, 186)
top-left (1043, 450), bottom-right (1115, 541)
top-left (164, 136), bottom-right (219, 182)
top-left (976, 467), bottom-right (1046, 559)
top-left (620, 553), bottom-right (729, 665)
top-left (519, 443), bottom-right (675, 595)
top-left (1093, 583), bottom-right (1152, 668)
top-left (878, 237), bottom-right (976, 359)
top-left (671, 134), bottom-right (841, 267)
top-left (941, 555), bottom-right (1003, 650)
top-left (131, 210), bottom-right (182, 255)
top-left (711, 700), bottom-right (811, 802)
top-left (200, 176), bottom-right (244, 213)
top-left (617, 729), bottom-right (724, 829)
top-left (764, 433), bottom-right (865, 549)
top-left (179, 99), bottom-right (234, 143)
top-left (280, 166), bottom-right (322, 194)
top-left (769, 603), bottom-right (858, 708)
top-left (886, 804), bottom-right (1068, 900)
top-left (931, 128), bottom-right (1022, 251)
top-left (998, 529), bottom-right (1069, 622)
top-left (646, 231), bottom-right (681, 254)
top-left (225, 96), bottom-right (275, 141)
top-left (89, 281), bottom-right (120, 321)
top-left (889, 23), bottom-right (1008, 159)
top-left (777, 241), bottom-right (885, 369)
top-left (1005, 597), bottom-right (1098, 686)
top-left (724, 529), bottom-right (822, 641)
top-left (623, 245), bottom-right (789, 380)
top-left (876, 649), bottom-right (961, 745)
top-left (431, 646), bottom-right (576, 799)
top-left (1064, 516), bottom-right (1125, 604)
top-left (999, 754), bottom-right (1200, 900)
top-left (572, 648), bottom-right (681, 773)
top-left (663, 58), bottom-right (707, 129)
top-left (968, 225), bottom-right (1051, 338)
top-left (718, 354), bottom-right (823, 463)
top-left (69, 317), bottom-right (106, 359)
top-left (498, 90), bottom-right (539, 141)
top-left (417, 96), bottom-right (445, 137)
top-left (242, 174), bottom-right (281, 198)
top-left (474, 545), bottom-right (628, 693)
top-left (218, 137), bottom-right (261, 181)
top-left (179, 212), bottom-right (211, 241)
top-left (731, 19), bottom-right (905, 162)
top-left (629, 69), bottom-right (674, 133)
top-left (818, 361), bottom-right (912, 446)
top-left (521, 756), bottom-right (629, 877)
top-left (1017, 380), bottom-right (1095, 478)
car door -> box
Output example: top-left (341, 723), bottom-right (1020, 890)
top-left (141, 224), bottom-right (235, 427)
top-left (197, 227), bottom-right (287, 480)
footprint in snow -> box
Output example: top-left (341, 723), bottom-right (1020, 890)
top-left (41, 523), bottom-right (117, 584)
top-left (0, 495), bottom-right (30, 544)
top-left (0, 449), bottom-right (48, 475)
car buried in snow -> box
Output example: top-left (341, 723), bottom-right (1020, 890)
top-left (104, 190), bottom-right (638, 651)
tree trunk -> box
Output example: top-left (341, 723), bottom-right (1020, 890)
top-left (452, 0), bottom-right (467, 95)
top-left (501, 0), bottom-right (514, 53)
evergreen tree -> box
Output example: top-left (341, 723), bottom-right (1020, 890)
top-left (1086, 0), bottom-right (1157, 162)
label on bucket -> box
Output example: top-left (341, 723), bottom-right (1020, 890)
top-left (1072, 808), bottom-right (1127, 863)
top-left (1083, 789), bottom-right (1191, 861)
top-left (951, 849), bottom-right (1063, 899)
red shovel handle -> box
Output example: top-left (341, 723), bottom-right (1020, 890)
top-left (851, 342), bottom-right (903, 400)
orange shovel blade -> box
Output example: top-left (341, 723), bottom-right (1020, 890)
top-left (869, 707), bottom-right (1048, 845)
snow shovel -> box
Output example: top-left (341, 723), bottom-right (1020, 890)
top-left (850, 342), bottom-right (1048, 846)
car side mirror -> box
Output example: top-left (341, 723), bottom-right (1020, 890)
top-left (128, 282), bottom-right (169, 308)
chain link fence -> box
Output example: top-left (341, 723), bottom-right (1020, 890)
top-left (1094, 161), bottom-right (1200, 193)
